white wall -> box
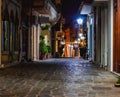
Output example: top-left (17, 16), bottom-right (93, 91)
top-left (101, 8), bottom-right (105, 66)
top-left (104, 8), bottom-right (108, 66)
top-left (31, 24), bottom-right (41, 61)
top-left (93, 0), bottom-right (113, 71)
top-left (87, 16), bottom-right (95, 61)
top-left (108, 0), bottom-right (113, 71)
top-left (37, 24), bottom-right (40, 60)
top-left (100, 6), bottom-right (108, 67)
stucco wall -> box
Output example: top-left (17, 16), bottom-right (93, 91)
top-left (107, 0), bottom-right (113, 71)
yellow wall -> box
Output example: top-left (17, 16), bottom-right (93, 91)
top-left (1, 55), bottom-right (9, 63)
top-left (41, 30), bottom-right (51, 46)
top-left (1, 54), bottom-right (19, 63)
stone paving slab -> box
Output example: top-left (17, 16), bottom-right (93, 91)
top-left (0, 58), bottom-right (119, 97)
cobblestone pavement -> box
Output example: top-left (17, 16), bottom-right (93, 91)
top-left (0, 58), bottom-right (119, 97)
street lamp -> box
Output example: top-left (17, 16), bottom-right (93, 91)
top-left (77, 18), bottom-right (83, 35)
top-left (79, 33), bottom-right (83, 37)
top-left (77, 18), bottom-right (83, 40)
top-left (77, 18), bottom-right (83, 25)
top-left (81, 36), bottom-right (85, 40)
top-left (76, 18), bottom-right (83, 58)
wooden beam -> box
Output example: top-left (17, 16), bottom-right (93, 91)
top-left (33, 5), bottom-right (43, 9)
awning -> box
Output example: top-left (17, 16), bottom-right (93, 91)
top-left (80, 5), bottom-right (92, 15)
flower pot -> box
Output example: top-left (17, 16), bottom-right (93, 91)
top-left (114, 83), bottom-right (120, 87)
top-left (40, 55), bottom-right (46, 60)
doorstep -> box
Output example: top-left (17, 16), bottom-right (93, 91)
top-left (0, 61), bottom-right (20, 69)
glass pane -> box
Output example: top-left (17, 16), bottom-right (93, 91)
top-left (2, 21), bottom-right (10, 51)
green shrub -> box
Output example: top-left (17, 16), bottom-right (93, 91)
top-left (116, 77), bottom-right (120, 84)
top-left (47, 45), bottom-right (52, 53)
top-left (40, 35), bottom-right (48, 55)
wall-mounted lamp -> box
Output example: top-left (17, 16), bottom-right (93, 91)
top-left (77, 18), bottom-right (83, 25)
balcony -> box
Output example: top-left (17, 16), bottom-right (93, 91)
top-left (21, 0), bottom-right (60, 23)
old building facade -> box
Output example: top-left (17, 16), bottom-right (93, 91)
top-left (0, 0), bottom-right (59, 64)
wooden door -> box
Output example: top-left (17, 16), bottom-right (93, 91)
top-left (113, 0), bottom-right (120, 73)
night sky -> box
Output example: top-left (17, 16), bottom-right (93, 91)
top-left (61, 0), bottom-right (83, 24)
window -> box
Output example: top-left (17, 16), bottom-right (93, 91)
top-left (2, 21), bottom-right (10, 52)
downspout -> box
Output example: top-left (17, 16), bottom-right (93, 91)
top-left (0, 0), bottom-right (2, 64)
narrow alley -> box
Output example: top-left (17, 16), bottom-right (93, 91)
top-left (0, 1), bottom-right (120, 96)
top-left (0, 58), bottom-right (119, 97)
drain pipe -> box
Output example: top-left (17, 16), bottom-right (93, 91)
top-left (0, 0), bottom-right (2, 65)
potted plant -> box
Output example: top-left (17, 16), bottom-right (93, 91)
top-left (80, 46), bottom-right (86, 59)
top-left (114, 76), bottom-right (120, 87)
top-left (46, 45), bottom-right (52, 58)
top-left (40, 35), bottom-right (48, 60)
top-left (41, 24), bottom-right (50, 30)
